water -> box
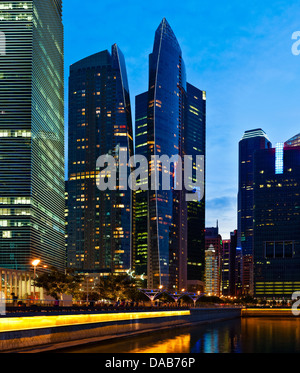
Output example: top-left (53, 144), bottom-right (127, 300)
top-left (61, 317), bottom-right (300, 353)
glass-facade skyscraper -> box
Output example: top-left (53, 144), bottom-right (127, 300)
top-left (237, 129), bottom-right (271, 294)
top-left (253, 139), bottom-right (300, 299)
top-left (0, 0), bottom-right (65, 271)
top-left (66, 45), bottom-right (134, 274)
top-left (134, 19), bottom-right (206, 291)
top-left (185, 83), bottom-right (206, 283)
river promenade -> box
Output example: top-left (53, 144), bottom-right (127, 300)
top-left (0, 304), bottom-right (297, 353)
top-left (0, 305), bottom-right (241, 352)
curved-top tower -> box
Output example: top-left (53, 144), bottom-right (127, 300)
top-left (147, 18), bottom-right (187, 290)
top-left (135, 19), bottom-right (206, 291)
top-left (67, 44), bottom-right (134, 274)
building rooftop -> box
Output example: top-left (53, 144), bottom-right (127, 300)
top-left (285, 133), bottom-right (300, 147)
top-left (241, 128), bottom-right (270, 142)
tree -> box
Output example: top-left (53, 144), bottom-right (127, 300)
top-left (240, 295), bottom-right (256, 305)
top-left (197, 295), bottom-right (223, 304)
top-left (97, 274), bottom-right (147, 302)
top-left (33, 266), bottom-right (83, 301)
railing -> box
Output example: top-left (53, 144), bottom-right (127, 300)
top-left (0, 297), bottom-right (244, 316)
top-left (2, 302), bottom-right (192, 316)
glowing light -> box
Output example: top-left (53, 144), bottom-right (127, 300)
top-left (0, 311), bottom-right (191, 333)
top-left (31, 259), bottom-right (40, 267)
top-left (275, 143), bottom-right (284, 174)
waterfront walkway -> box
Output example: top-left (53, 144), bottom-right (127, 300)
top-left (0, 305), bottom-right (296, 352)
top-left (0, 307), bottom-right (241, 352)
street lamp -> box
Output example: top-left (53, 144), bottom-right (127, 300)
top-left (86, 277), bottom-right (93, 304)
top-left (32, 259), bottom-right (40, 302)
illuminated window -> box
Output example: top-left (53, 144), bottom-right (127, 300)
top-left (2, 231), bottom-right (11, 238)
top-left (275, 143), bottom-right (284, 174)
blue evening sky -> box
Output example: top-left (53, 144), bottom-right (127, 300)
top-left (63, 0), bottom-right (300, 239)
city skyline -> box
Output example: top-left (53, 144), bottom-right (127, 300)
top-left (1, 0), bottom-right (300, 357)
top-left (63, 0), bottom-right (300, 239)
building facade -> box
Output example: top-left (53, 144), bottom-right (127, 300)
top-left (221, 239), bottom-right (231, 296)
top-left (205, 245), bottom-right (219, 296)
top-left (0, 267), bottom-right (43, 301)
top-left (185, 83), bottom-right (206, 284)
top-left (134, 92), bottom-right (149, 278)
top-left (205, 225), bottom-right (222, 296)
top-left (237, 129), bottom-right (272, 294)
top-left (253, 140), bottom-right (300, 299)
top-left (66, 45), bottom-right (134, 275)
top-left (229, 229), bottom-right (240, 296)
top-left (0, 0), bottom-right (65, 272)
top-left (134, 19), bottom-right (206, 291)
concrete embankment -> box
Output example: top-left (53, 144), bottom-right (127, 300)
top-left (241, 308), bottom-right (295, 317)
top-left (0, 308), bottom-right (241, 352)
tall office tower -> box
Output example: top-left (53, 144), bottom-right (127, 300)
top-left (235, 246), bottom-right (242, 296)
top-left (205, 245), bottom-right (219, 296)
top-left (67, 45), bottom-right (134, 275)
top-left (238, 129), bottom-right (271, 294)
top-left (134, 19), bottom-right (206, 291)
top-left (0, 1), bottom-right (65, 272)
top-left (134, 92), bottom-right (149, 278)
top-left (253, 139), bottom-right (300, 299)
top-left (221, 239), bottom-right (230, 296)
top-left (229, 230), bottom-right (238, 296)
top-left (185, 83), bottom-right (206, 285)
top-left (205, 225), bottom-right (222, 296)
top-left (221, 231), bottom-right (238, 296)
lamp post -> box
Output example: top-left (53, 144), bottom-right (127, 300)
top-left (86, 277), bottom-right (93, 304)
top-left (32, 259), bottom-right (40, 303)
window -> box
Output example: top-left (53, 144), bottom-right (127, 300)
top-left (265, 242), bottom-right (274, 258)
top-left (265, 241), bottom-right (294, 258)
top-left (2, 231), bottom-right (11, 238)
top-left (275, 242), bottom-right (283, 258)
top-left (284, 242), bottom-right (293, 258)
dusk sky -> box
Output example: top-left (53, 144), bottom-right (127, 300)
top-left (63, 0), bottom-right (300, 239)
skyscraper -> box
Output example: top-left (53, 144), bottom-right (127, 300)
top-left (185, 83), bottom-right (206, 284)
top-left (221, 239), bottom-right (231, 296)
top-left (253, 138), bottom-right (300, 299)
top-left (205, 225), bottom-right (222, 296)
top-left (134, 19), bottom-right (206, 291)
top-left (134, 92), bottom-right (149, 278)
top-left (238, 129), bottom-right (271, 294)
top-left (205, 245), bottom-right (219, 296)
top-left (0, 0), bottom-right (65, 272)
top-left (66, 45), bottom-right (134, 275)
top-left (229, 229), bottom-right (238, 296)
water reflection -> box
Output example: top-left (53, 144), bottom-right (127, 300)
top-left (129, 334), bottom-right (191, 353)
top-left (190, 320), bottom-right (242, 353)
top-left (63, 318), bottom-right (300, 353)
top-left (240, 318), bottom-right (300, 353)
